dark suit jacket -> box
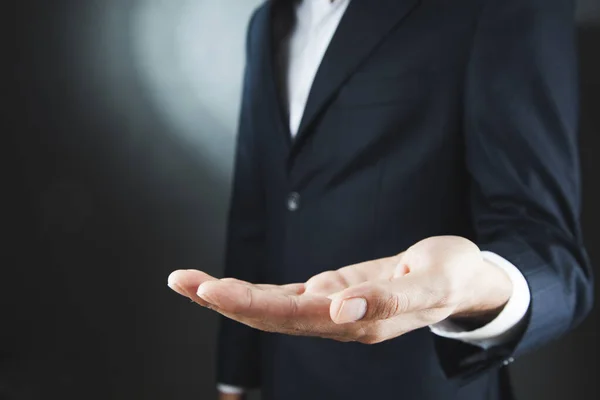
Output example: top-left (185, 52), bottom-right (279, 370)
top-left (217, 0), bottom-right (594, 399)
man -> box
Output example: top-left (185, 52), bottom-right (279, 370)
top-left (168, 0), bottom-right (593, 399)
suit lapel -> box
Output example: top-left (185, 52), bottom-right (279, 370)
top-left (291, 0), bottom-right (421, 152)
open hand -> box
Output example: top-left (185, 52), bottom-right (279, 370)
top-left (168, 236), bottom-right (512, 344)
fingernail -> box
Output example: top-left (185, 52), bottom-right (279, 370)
top-left (196, 284), bottom-right (214, 303)
top-left (336, 298), bottom-right (367, 323)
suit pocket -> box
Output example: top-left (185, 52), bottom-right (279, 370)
top-left (333, 69), bottom-right (430, 108)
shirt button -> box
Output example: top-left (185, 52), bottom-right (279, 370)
top-left (287, 192), bottom-right (301, 211)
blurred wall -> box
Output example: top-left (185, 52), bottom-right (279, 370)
top-left (5, 1), bottom-right (599, 399)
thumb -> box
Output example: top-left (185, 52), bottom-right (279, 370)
top-left (328, 274), bottom-right (438, 324)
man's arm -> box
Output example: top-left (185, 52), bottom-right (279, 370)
top-left (434, 0), bottom-right (594, 382)
top-left (216, 7), bottom-right (264, 392)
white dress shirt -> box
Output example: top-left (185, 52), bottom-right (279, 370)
top-left (218, 0), bottom-right (531, 394)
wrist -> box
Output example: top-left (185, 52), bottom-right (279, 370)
top-left (452, 258), bottom-right (513, 320)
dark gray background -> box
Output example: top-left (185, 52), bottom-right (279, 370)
top-left (5, 1), bottom-right (599, 399)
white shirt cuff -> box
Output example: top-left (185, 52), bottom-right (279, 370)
top-left (217, 384), bottom-right (246, 395)
top-left (429, 250), bottom-right (531, 349)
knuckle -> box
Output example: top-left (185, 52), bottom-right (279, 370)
top-left (288, 296), bottom-right (300, 317)
top-left (372, 287), bottom-right (408, 320)
top-left (380, 295), bottom-right (400, 319)
top-left (394, 291), bottom-right (411, 314)
top-left (281, 297), bottom-right (301, 330)
top-left (238, 286), bottom-right (253, 312)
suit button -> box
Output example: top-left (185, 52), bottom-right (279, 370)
top-left (287, 192), bottom-right (300, 211)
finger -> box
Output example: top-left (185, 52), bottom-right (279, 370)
top-left (220, 278), bottom-right (306, 296)
top-left (168, 269), bottom-right (218, 306)
top-left (329, 274), bottom-right (441, 323)
top-left (304, 270), bottom-right (352, 295)
top-left (197, 280), bottom-right (331, 321)
top-left (257, 283), bottom-right (306, 295)
top-left (305, 254), bottom-right (402, 295)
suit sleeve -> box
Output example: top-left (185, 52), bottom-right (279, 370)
top-left (435, 0), bottom-right (594, 383)
top-left (216, 9), bottom-right (265, 389)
